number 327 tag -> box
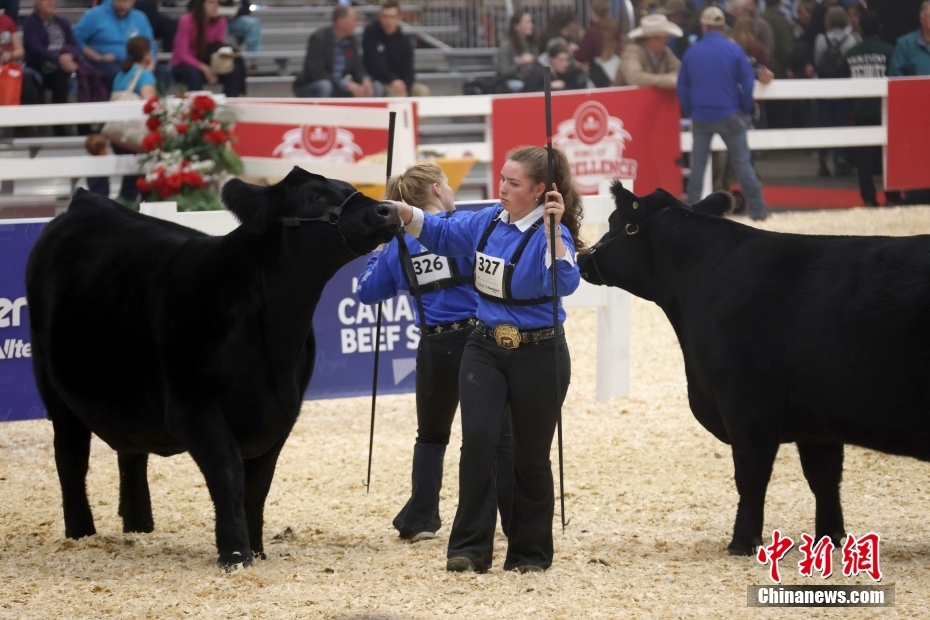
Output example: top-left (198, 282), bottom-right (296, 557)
top-left (474, 251), bottom-right (505, 298)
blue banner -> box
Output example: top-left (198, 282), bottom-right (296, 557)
top-left (0, 201), bottom-right (495, 422)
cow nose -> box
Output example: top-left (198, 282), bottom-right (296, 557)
top-left (377, 202), bottom-right (401, 226)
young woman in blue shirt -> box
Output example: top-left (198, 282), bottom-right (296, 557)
top-left (392, 146), bottom-right (583, 573)
top-left (357, 162), bottom-right (514, 544)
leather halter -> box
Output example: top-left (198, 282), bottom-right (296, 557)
top-left (279, 191), bottom-right (365, 257)
top-left (582, 222), bottom-right (639, 284)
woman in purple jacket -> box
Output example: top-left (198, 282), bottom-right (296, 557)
top-left (22, 0), bottom-right (81, 108)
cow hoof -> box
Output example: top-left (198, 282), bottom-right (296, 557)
top-left (219, 551), bottom-right (254, 573)
top-left (65, 525), bottom-right (96, 540)
top-left (122, 522), bottom-right (154, 534)
top-left (253, 550), bottom-right (267, 561)
top-left (727, 539), bottom-right (759, 556)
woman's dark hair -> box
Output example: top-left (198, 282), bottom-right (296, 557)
top-left (120, 36), bottom-right (151, 72)
top-left (508, 11), bottom-right (532, 56)
top-left (191, 0), bottom-right (212, 63)
top-left (506, 145), bottom-right (585, 250)
top-left (537, 10), bottom-right (576, 50)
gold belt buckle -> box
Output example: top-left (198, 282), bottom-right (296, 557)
top-left (493, 324), bottom-right (521, 349)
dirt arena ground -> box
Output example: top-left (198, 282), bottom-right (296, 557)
top-left (2, 207), bottom-right (930, 619)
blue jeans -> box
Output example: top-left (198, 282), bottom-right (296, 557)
top-left (227, 15), bottom-right (262, 52)
top-left (172, 61), bottom-right (244, 97)
top-left (293, 78), bottom-right (383, 98)
top-left (687, 113), bottom-right (767, 220)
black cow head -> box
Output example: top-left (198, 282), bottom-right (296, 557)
top-left (578, 181), bottom-right (733, 299)
top-left (222, 166), bottom-right (400, 259)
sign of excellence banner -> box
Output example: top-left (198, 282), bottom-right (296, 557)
top-left (491, 87), bottom-right (682, 196)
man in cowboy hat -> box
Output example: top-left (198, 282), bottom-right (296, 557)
top-left (615, 13), bottom-right (682, 87)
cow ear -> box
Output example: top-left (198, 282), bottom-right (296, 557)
top-left (692, 191), bottom-right (736, 217)
top-left (609, 180), bottom-right (635, 207)
top-left (222, 178), bottom-right (275, 233)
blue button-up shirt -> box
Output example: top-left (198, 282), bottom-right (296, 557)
top-left (406, 204), bottom-right (580, 330)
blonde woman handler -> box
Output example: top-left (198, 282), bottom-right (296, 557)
top-left (391, 147), bottom-right (583, 573)
top-left (357, 162), bottom-right (514, 543)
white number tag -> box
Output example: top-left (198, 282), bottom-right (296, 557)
top-left (411, 252), bottom-right (453, 286)
top-left (474, 251), bottom-right (505, 298)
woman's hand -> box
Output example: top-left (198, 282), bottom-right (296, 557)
top-left (520, 52), bottom-right (536, 65)
top-left (543, 184), bottom-right (568, 260)
top-left (543, 183), bottom-right (565, 232)
top-left (200, 63), bottom-right (218, 84)
top-left (387, 200), bottom-right (414, 225)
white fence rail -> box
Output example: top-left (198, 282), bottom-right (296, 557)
top-left (0, 98), bottom-right (417, 186)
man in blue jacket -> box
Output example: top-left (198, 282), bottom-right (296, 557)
top-left (677, 6), bottom-right (768, 221)
top-left (73, 0), bottom-right (156, 90)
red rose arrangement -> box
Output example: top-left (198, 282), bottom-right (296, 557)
top-left (137, 93), bottom-right (242, 211)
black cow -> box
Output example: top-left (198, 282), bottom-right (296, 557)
top-left (579, 182), bottom-right (930, 556)
top-left (26, 168), bottom-right (399, 570)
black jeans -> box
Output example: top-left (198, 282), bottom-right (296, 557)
top-left (448, 330), bottom-right (571, 571)
top-left (393, 326), bottom-right (514, 539)
top-left (853, 145), bottom-right (881, 204)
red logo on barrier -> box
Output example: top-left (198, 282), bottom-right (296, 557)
top-left (301, 126), bottom-right (337, 156)
top-left (574, 101), bottom-right (609, 145)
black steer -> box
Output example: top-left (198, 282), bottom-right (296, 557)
top-left (26, 167), bottom-right (399, 570)
top-left (579, 182), bottom-right (930, 556)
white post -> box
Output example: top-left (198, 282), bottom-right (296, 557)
top-left (387, 101), bottom-right (417, 174)
top-left (592, 178), bottom-right (633, 401)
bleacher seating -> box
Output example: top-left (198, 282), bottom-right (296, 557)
top-left (3, 1), bottom-right (503, 210)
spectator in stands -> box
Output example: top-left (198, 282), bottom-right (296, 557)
top-left (521, 43), bottom-right (586, 92)
top-left (0, 5), bottom-right (23, 66)
top-left (574, 0), bottom-right (623, 87)
top-left (537, 10), bottom-right (580, 56)
top-left (23, 0), bottom-right (81, 111)
top-left (114, 34), bottom-right (156, 99)
top-left (658, 0), bottom-right (687, 58)
top-left (615, 13), bottom-right (681, 88)
top-left (678, 6), bottom-right (768, 221)
top-left (847, 2), bottom-right (865, 38)
top-left (73, 0), bottom-right (157, 91)
top-left (136, 0), bottom-right (176, 53)
top-left (846, 10), bottom-right (892, 207)
top-left (733, 16), bottom-right (769, 68)
top-left (814, 5), bottom-right (856, 177)
top-left (760, 0), bottom-right (794, 128)
top-left (889, 0), bottom-right (930, 78)
top-left (363, 0), bottom-right (429, 97)
top-left (221, 0), bottom-right (262, 52)
top-left (0, 0), bottom-right (18, 26)
top-left (293, 5), bottom-right (377, 98)
top-left (496, 10), bottom-right (537, 93)
top-left (172, 0), bottom-right (245, 96)
top-left (727, 0), bottom-right (775, 62)
top-left (888, 0), bottom-right (930, 205)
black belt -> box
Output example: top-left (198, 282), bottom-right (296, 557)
top-left (474, 320), bottom-right (563, 350)
top-left (422, 318), bottom-right (477, 336)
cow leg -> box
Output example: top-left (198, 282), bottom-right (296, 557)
top-left (49, 406), bottom-right (96, 539)
top-left (728, 441), bottom-right (779, 556)
top-left (117, 452), bottom-right (154, 533)
top-left (243, 433), bottom-right (290, 560)
top-left (797, 442), bottom-right (845, 546)
top-left (167, 409), bottom-right (252, 571)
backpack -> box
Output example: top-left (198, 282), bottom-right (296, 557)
top-left (462, 75), bottom-right (510, 95)
top-left (816, 34), bottom-right (850, 79)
